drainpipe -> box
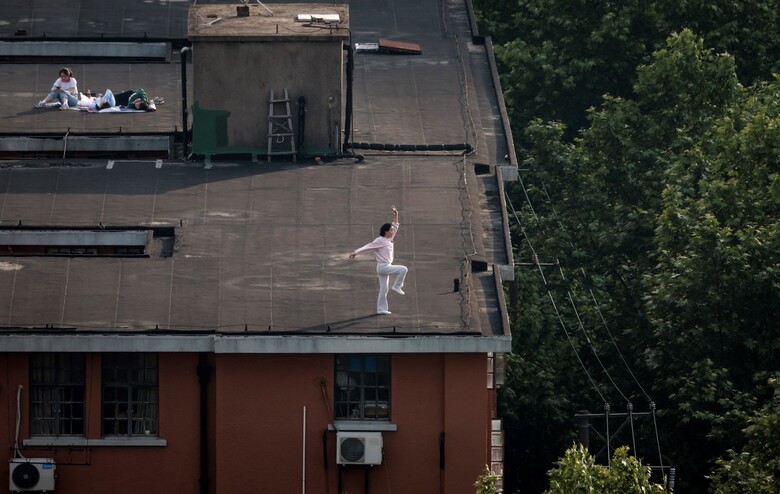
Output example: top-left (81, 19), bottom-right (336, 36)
top-left (197, 353), bottom-right (212, 494)
top-left (181, 47), bottom-right (191, 159)
top-left (297, 96), bottom-right (306, 159)
top-left (342, 42), bottom-right (354, 155)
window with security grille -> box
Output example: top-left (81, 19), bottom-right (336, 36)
top-left (29, 353), bottom-right (86, 436)
top-left (335, 355), bottom-right (390, 420)
top-left (102, 353), bottom-right (159, 436)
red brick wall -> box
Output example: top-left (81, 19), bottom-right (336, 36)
top-left (213, 353), bottom-right (489, 494)
top-left (1, 353), bottom-right (201, 494)
top-left (0, 351), bottom-right (491, 494)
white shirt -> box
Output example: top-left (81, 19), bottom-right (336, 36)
top-left (53, 77), bottom-right (78, 95)
top-left (354, 222), bottom-right (399, 264)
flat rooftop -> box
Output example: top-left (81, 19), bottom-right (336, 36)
top-left (0, 159), bottom-right (483, 334)
top-left (0, 0), bottom-right (514, 350)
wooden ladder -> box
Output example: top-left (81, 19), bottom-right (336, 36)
top-left (267, 88), bottom-right (296, 163)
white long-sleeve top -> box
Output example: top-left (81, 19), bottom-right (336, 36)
top-left (354, 222), bottom-right (399, 263)
top-left (52, 77), bottom-right (78, 96)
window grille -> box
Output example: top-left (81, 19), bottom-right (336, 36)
top-left (335, 355), bottom-right (390, 420)
top-left (102, 353), bottom-right (159, 436)
top-left (29, 353), bottom-right (86, 436)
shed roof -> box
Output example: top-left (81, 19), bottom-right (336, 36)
top-left (188, 3), bottom-right (350, 41)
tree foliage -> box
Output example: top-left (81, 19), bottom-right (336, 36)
top-left (475, 466), bottom-right (502, 494)
top-left (709, 378), bottom-right (780, 494)
top-left (546, 444), bottom-right (666, 494)
top-left (495, 27), bottom-right (780, 494)
top-left (473, 0), bottom-right (780, 138)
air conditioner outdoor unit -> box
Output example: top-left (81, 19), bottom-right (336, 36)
top-left (336, 431), bottom-right (383, 465)
top-left (9, 458), bottom-right (56, 492)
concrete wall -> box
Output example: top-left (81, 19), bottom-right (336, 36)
top-left (192, 40), bottom-right (344, 154)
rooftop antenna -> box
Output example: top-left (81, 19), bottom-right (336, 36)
top-left (241, 0), bottom-right (273, 16)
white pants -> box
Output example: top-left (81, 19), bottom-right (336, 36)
top-left (376, 262), bottom-right (408, 312)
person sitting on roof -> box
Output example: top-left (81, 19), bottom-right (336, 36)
top-left (35, 67), bottom-right (79, 110)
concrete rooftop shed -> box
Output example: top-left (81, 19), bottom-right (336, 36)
top-left (187, 3), bottom-right (350, 159)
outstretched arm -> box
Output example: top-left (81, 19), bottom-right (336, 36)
top-left (391, 204), bottom-right (398, 224)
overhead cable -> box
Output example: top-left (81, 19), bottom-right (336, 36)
top-left (506, 193), bottom-right (607, 405)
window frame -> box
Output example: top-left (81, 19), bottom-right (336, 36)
top-left (334, 354), bottom-right (391, 421)
top-left (29, 353), bottom-right (86, 437)
top-left (101, 353), bottom-right (159, 437)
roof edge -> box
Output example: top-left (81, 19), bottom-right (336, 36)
top-left (0, 334), bottom-right (511, 353)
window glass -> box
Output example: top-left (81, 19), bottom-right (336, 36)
top-left (102, 353), bottom-right (159, 437)
top-left (29, 353), bottom-right (86, 436)
top-left (335, 355), bottom-right (390, 420)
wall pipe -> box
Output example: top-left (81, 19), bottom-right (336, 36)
top-left (439, 432), bottom-right (445, 469)
top-left (180, 47), bottom-right (191, 159)
top-left (197, 353), bottom-right (212, 494)
top-left (347, 142), bottom-right (473, 153)
top-left (342, 42), bottom-right (354, 154)
top-left (302, 406), bottom-right (307, 494)
top-left (297, 96), bottom-right (307, 159)
top-left (322, 430), bottom-right (328, 469)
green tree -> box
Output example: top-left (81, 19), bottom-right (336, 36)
top-left (499, 267), bottom-right (594, 494)
top-left (709, 378), bottom-right (780, 494)
top-left (474, 466), bottom-right (502, 494)
top-left (642, 72), bottom-right (780, 490)
top-left (472, 0), bottom-right (780, 138)
top-left (546, 444), bottom-right (666, 494)
top-left (500, 29), bottom-right (780, 494)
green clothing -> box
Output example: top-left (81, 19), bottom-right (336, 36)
top-left (128, 88), bottom-right (149, 106)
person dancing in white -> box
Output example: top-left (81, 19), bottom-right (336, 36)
top-left (349, 205), bottom-right (408, 315)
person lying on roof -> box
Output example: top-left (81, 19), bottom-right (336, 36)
top-left (114, 89), bottom-right (157, 111)
top-left (78, 88), bottom-right (161, 113)
top-left (78, 89), bottom-right (117, 112)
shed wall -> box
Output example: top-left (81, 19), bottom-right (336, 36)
top-left (192, 40), bottom-right (344, 154)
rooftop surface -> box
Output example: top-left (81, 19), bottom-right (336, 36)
top-left (0, 0), bottom-right (513, 350)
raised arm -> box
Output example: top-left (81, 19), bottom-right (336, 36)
top-left (391, 204), bottom-right (398, 224)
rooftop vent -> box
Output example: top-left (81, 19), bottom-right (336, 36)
top-left (0, 226), bottom-right (175, 258)
top-left (296, 14), bottom-right (341, 23)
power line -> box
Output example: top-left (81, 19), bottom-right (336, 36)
top-left (584, 273), bottom-right (653, 402)
top-left (560, 266), bottom-right (630, 405)
top-left (527, 178), bottom-right (656, 404)
top-left (506, 193), bottom-right (607, 405)
top-left (505, 178), bottom-right (668, 474)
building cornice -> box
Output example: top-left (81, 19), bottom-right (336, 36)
top-left (0, 333), bottom-right (511, 353)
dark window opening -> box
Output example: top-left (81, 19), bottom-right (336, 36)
top-left (29, 353), bottom-right (86, 437)
top-left (44, 246), bottom-right (100, 256)
top-left (335, 355), bottom-right (391, 421)
top-left (102, 353), bottom-right (159, 437)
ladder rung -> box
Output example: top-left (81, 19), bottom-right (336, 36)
top-left (268, 88), bottom-right (295, 163)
